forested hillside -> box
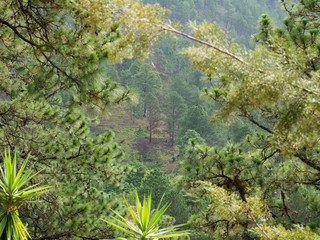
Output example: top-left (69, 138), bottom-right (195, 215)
top-left (88, 1), bottom-right (283, 239)
top-left (1, 0), bottom-right (320, 239)
top-left (97, 0), bottom-right (284, 170)
top-left (144, 0), bottom-right (284, 47)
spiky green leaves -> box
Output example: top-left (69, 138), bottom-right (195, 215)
top-left (102, 192), bottom-right (189, 239)
top-left (0, 150), bottom-right (51, 239)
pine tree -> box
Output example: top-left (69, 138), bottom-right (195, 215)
top-left (0, 0), bottom-right (168, 238)
top-left (178, 106), bottom-right (211, 140)
top-left (130, 62), bottom-right (162, 117)
top-left (145, 93), bottom-right (162, 143)
top-left (164, 91), bottom-right (186, 146)
top-left (159, 0), bottom-right (320, 238)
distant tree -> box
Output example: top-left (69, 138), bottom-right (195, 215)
top-left (178, 105), bottom-right (211, 140)
top-left (129, 61), bottom-right (143, 76)
top-left (124, 160), bottom-right (147, 191)
top-left (148, 48), bottom-right (169, 79)
top-left (101, 64), bottom-right (120, 84)
top-left (171, 76), bottom-right (201, 106)
top-left (134, 126), bottom-right (147, 160)
top-left (227, 120), bottom-right (254, 143)
top-left (135, 126), bottom-right (146, 141)
top-left (164, 91), bottom-right (186, 146)
top-left (138, 169), bottom-right (190, 224)
top-left (138, 169), bottom-right (171, 206)
top-left (165, 187), bottom-right (190, 224)
top-left (130, 62), bottom-right (162, 117)
top-left (145, 93), bottom-right (162, 143)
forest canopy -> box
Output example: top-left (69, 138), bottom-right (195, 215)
top-left (0, 0), bottom-right (320, 239)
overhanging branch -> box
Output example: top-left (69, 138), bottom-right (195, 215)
top-left (160, 24), bottom-right (320, 97)
top-left (295, 153), bottom-right (320, 172)
top-left (160, 24), bottom-right (252, 68)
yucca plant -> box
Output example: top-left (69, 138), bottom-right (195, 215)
top-left (102, 192), bottom-right (190, 240)
top-left (0, 150), bottom-right (51, 240)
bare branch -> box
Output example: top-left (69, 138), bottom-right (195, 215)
top-left (280, 190), bottom-right (296, 224)
top-left (245, 209), bottom-right (272, 240)
top-left (160, 24), bottom-right (254, 69)
top-left (238, 113), bottom-right (273, 134)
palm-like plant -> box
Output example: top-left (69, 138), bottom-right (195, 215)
top-left (0, 150), bottom-right (51, 239)
top-left (102, 193), bottom-right (190, 240)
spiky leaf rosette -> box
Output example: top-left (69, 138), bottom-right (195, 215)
top-left (102, 192), bottom-right (190, 240)
top-left (0, 150), bottom-right (51, 239)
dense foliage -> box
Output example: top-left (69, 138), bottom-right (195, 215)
top-left (1, 0), bottom-right (320, 239)
top-left (0, 0), bottom-right (167, 238)
top-left (171, 0), bottom-right (320, 238)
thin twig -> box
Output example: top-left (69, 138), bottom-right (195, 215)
top-left (245, 209), bottom-right (272, 240)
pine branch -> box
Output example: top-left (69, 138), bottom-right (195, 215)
top-left (160, 24), bottom-right (320, 97)
top-left (295, 152), bottom-right (320, 172)
top-left (0, 18), bottom-right (43, 47)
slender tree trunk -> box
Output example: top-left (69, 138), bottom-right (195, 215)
top-left (171, 110), bottom-right (175, 146)
top-left (143, 87), bottom-right (147, 117)
top-left (149, 122), bottom-right (152, 143)
top-left (131, 106), bottom-right (135, 123)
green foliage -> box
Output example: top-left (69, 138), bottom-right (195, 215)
top-left (138, 169), bottom-right (190, 224)
top-left (171, 75), bottom-right (202, 107)
top-left (124, 161), bottom-right (147, 191)
top-left (3, 0), bottom-right (319, 239)
top-left (182, 0), bottom-right (320, 157)
top-left (0, 150), bottom-right (50, 240)
top-left (135, 126), bottom-right (147, 142)
top-left (102, 192), bottom-right (190, 239)
top-left (164, 1), bottom-right (320, 238)
top-left (129, 62), bottom-right (162, 117)
top-left (188, 182), bottom-right (320, 240)
top-left (182, 130), bottom-right (320, 237)
top-left (102, 64), bottom-right (121, 84)
top-left (138, 169), bottom-right (171, 206)
top-left (184, 141), bottom-right (270, 202)
top-left (177, 129), bottom-right (205, 159)
top-left (178, 106), bottom-right (213, 141)
top-left (0, 0), bottom-right (168, 238)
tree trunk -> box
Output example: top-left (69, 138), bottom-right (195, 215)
top-left (149, 122), bottom-right (152, 143)
top-left (143, 88), bottom-right (147, 117)
top-left (171, 110), bottom-right (175, 146)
